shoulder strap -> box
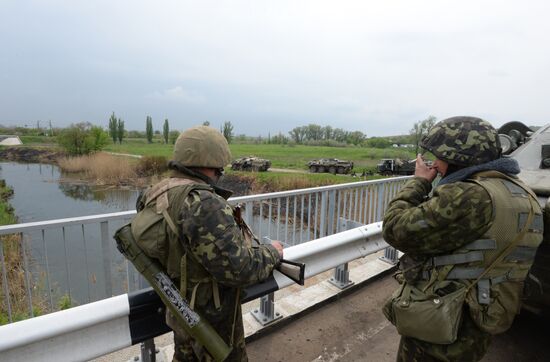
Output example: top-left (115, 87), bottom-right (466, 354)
top-left (466, 199), bottom-right (536, 293)
top-left (470, 170), bottom-right (538, 200)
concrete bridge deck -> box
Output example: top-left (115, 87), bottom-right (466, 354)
top-left (96, 266), bottom-right (549, 362)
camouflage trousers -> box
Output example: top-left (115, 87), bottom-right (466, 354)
top-left (171, 306), bottom-right (247, 362)
top-left (396, 312), bottom-right (492, 362)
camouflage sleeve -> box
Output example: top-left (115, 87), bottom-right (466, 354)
top-left (382, 177), bottom-right (493, 255)
top-left (180, 189), bottom-right (281, 287)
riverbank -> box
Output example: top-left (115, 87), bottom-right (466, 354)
top-left (0, 146), bottom-right (65, 164)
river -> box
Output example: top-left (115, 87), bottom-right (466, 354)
top-left (0, 162), bottom-right (141, 308)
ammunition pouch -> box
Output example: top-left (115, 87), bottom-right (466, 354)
top-left (383, 281), bottom-right (467, 344)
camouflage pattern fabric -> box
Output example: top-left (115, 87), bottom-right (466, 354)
top-left (420, 116), bottom-right (501, 166)
top-left (383, 177), bottom-right (494, 361)
top-left (383, 177), bottom-right (493, 256)
top-left (167, 179), bottom-right (280, 362)
top-left (396, 311), bottom-right (492, 362)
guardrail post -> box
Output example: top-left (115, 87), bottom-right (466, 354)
top-left (328, 218), bottom-right (362, 290)
top-left (139, 339), bottom-right (158, 362)
top-left (379, 246), bottom-right (399, 265)
top-left (100, 221), bottom-right (113, 297)
top-left (251, 292), bottom-right (282, 326)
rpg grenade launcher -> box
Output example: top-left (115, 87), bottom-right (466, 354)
top-left (114, 225), bottom-right (232, 362)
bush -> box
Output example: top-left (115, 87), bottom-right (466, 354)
top-left (57, 123), bottom-right (109, 155)
top-left (136, 156), bottom-right (168, 176)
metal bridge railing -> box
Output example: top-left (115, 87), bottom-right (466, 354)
top-left (0, 176), bottom-right (410, 324)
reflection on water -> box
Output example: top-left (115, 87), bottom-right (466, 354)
top-left (0, 162), bottom-right (141, 307)
top-left (0, 162), bottom-right (139, 222)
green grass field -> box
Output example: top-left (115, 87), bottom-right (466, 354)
top-left (104, 138), bottom-right (415, 170)
top-left (18, 134), bottom-right (416, 171)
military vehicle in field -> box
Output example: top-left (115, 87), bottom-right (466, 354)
top-left (501, 121), bottom-right (550, 317)
top-left (307, 158), bottom-right (354, 174)
top-left (376, 158), bottom-right (416, 176)
top-left (231, 156), bottom-right (271, 172)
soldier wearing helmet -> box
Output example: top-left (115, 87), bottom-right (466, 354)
top-left (137, 126), bottom-right (283, 361)
top-left (382, 117), bottom-right (543, 361)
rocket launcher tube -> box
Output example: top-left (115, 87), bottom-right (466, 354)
top-left (114, 224), bottom-right (231, 362)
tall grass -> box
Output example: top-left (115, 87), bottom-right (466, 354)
top-left (0, 181), bottom-right (48, 324)
top-left (58, 153), bottom-right (138, 185)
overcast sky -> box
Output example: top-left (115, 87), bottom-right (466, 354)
top-left (1, 0), bottom-right (549, 136)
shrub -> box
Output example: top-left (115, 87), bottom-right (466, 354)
top-left (136, 156), bottom-right (168, 176)
top-left (57, 123), bottom-right (109, 155)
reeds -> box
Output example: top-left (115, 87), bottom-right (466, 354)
top-left (58, 153), bottom-right (138, 185)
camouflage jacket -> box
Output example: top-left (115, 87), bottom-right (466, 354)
top-left (171, 176), bottom-right (280, 326)
top-left (383, 176), bottom-right (493, 256)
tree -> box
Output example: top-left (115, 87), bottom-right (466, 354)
top-left (108, 112), bottom-right (118, 143)
top-left (202, 121), bottom-right (210, 126)
top-left (163, 119), bottom-right (169, 144)
top-left (57, 122), bottom-right (109, 155)
top-left (366, 137), bottom-right (391, 149)
top-left (117, 118), bottom-right (125, 144)
top-left (347, 131), bottom-right (367, 146)
top-left (222, 121), bottom-right (234, 143)
top-left (146, 116), bottom-right (153, 143)
top-left (410, 115), bottom-right (437, 154)
top-left (169, 130), bottom-right (180, 144)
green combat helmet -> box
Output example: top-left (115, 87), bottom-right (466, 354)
top-left (420, 116), bottom-right (502, 166)
top-left (173, 126), bottom-right (232, 168)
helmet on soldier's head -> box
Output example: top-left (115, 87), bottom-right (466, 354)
top-left (420, 116), bottom-right (501, 166)
top-left (173, 126), bottom-right (231, 168)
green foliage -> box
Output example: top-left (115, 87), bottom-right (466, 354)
top-left (57, 123), bottom-right (109, 155)
top-left (410, 115), bottom-right (437, 154)
top-left (163, 119), bottom-right (169, 144)
top-left (169, 130), bottom-right (180, 144)
top-left (108, 112), bottom-right (118, 143)
top-left (222, 121), bottom-right (234, 144)
top-left (366, 137), bottom-right (391, 149)
top-left (146, 116), bottom-right (153, 143)
top-left (58, 294), bottom-right (72, 310)
top-left (117, 118), bottom-right (125, 144)
top-left (288, 124), bottom-right (366, 145)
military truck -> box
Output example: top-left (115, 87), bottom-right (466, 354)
top-left (376, 158), bottom-right (416, 176)
top-left (501, 121), bottom-right (550, 317)
top-left (231, 156), bottom-right (271, 172)
top-left (307, 158), bottom-right (354, 174)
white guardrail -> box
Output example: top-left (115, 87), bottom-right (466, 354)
top-left (0, 222), bottom-right (388, 362)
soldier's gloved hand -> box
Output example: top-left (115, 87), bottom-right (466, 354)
top-left (270, 240), bottom-right (284, 259)
top-left (414, 154), bottom-right (437, 182)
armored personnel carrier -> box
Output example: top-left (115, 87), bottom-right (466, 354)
top-left (307, 158), bottom-right (354, 174)
top-left (231, 156), bottom-right (271, 172)
top-left (501, 121), bottom-right (550, 317)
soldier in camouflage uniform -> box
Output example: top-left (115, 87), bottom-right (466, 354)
top-left (138, 126), bottom-right (283, 361)
top-left (382, 117), bottom-right (543, 361)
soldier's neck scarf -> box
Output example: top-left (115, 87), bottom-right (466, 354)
top-left (438, 157), bottom-right (520, 186)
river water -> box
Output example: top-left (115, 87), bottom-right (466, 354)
top-left (0, 162), bottom-right (141, 308)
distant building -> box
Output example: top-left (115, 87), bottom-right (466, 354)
top-left (0, 135), bottom-right (23, 145)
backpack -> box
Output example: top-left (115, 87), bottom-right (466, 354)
top-left (131, 177), bottom-right (211, 279)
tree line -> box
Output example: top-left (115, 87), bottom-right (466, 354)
top-left (3, 113), bottom-right (439, 156)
